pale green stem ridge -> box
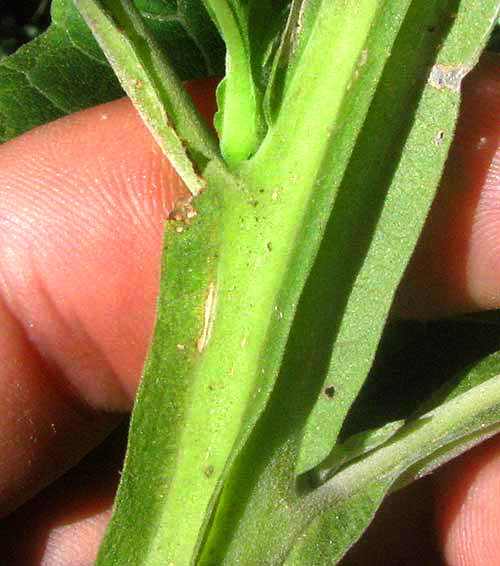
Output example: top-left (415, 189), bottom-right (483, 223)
top-left (249, 0), bottom-right (382, 188)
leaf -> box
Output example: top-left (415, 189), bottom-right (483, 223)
top-left (394, 350), bottom-right (500, 486)
top-left (285, 373), bottom-right (500, 564)
top-left (0, 10), bottom-right (121, 142)
top-left (288, 361), bottom-right (500, 565)
top-left (74, 0), bottom-right (222, 194)
top-left (134, 0), bottom-right (224, 76)
top-left (0, 0), bottom-right (224, 143)
top-left (263, 0), bottom-right (322, 124)
top-left (313, 345), bottom-right (500, 491)
top-left (338, 315), bottom-right (500, 440)
top-left (285, 477), bottom-right (399, 566)
top-left (202, 0), bottom-right (290, 165)
top-left (296, 0), bottom-right (500, 474)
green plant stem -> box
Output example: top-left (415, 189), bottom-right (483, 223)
top-left (250, 0), bottom-right (381, 188)
top-left (93, 1), bottom-right (500, 565)
top-left (96, 3), bottom-right (384, 560)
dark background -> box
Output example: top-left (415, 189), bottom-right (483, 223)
top-left (0, 0), bottom-right (50, 57)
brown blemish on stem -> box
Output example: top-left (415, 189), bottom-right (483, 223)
top-left (169, 195), bottom-right (198, 222)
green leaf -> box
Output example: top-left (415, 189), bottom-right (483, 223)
top-left (288, 368), bottom-right (500, 565)
top-left (202, 0), bottom-right (289, 166)
top-left (285, 477), bottom-right (398, 566)
top-left (313, 344), bottom-right (500, 492)
top-left (74, 0), bottom-right (222, 194)
top-left (297, 0), bottom-right (500, 474)
top-left (394, 350), bottom-right (500, 487)
top-left (263, 0), bottom-right (322, 124)
top-left (134, 0), bottom-right (224, 76)
top-left (0, 0), bottom-right (224, 143)
top-left (313, 420), bottom-right (406, 484)
top-left (0, 12), bottom-right (120, 142)
top-left (337, 315), bottom-right (500, 440)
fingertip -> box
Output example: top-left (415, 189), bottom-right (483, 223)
top-left (0, 79), bottom-right (220, 408)
top-left (435, 433), bottom-right (500, 566)
top-left (0, 78), bottom-right (218, 514)
top-left (0, 95), bottom-right (179, 407)
top-left (1, 424), bottom-right (126, 565)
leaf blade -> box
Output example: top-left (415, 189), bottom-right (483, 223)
top-left (202, 0), bottom-right (289, 165)
top-left (289, 370), bottom-right (500, 565)
top-left (74, 0), bottom-right (222, 194)
top-left (0, 0), bottom-right (224, 144)
top-left (297, 0), bottom-right (500, 474)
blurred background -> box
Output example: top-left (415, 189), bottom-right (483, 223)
top-left (0, 0), bottom-right (50, 58)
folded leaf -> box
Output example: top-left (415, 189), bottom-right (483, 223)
top-left (202, 0), bottom-right (289, 165)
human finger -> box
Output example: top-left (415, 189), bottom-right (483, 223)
top-left (0, 78), bottom-right (218, 516)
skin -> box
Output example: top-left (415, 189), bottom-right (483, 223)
top-left (0, 55), bottom-right (498, 564)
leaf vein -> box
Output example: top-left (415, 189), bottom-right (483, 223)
top-left (1, 57), bottom-right (72, 115)
top-left (58, 24), bottom-right (110, 66)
